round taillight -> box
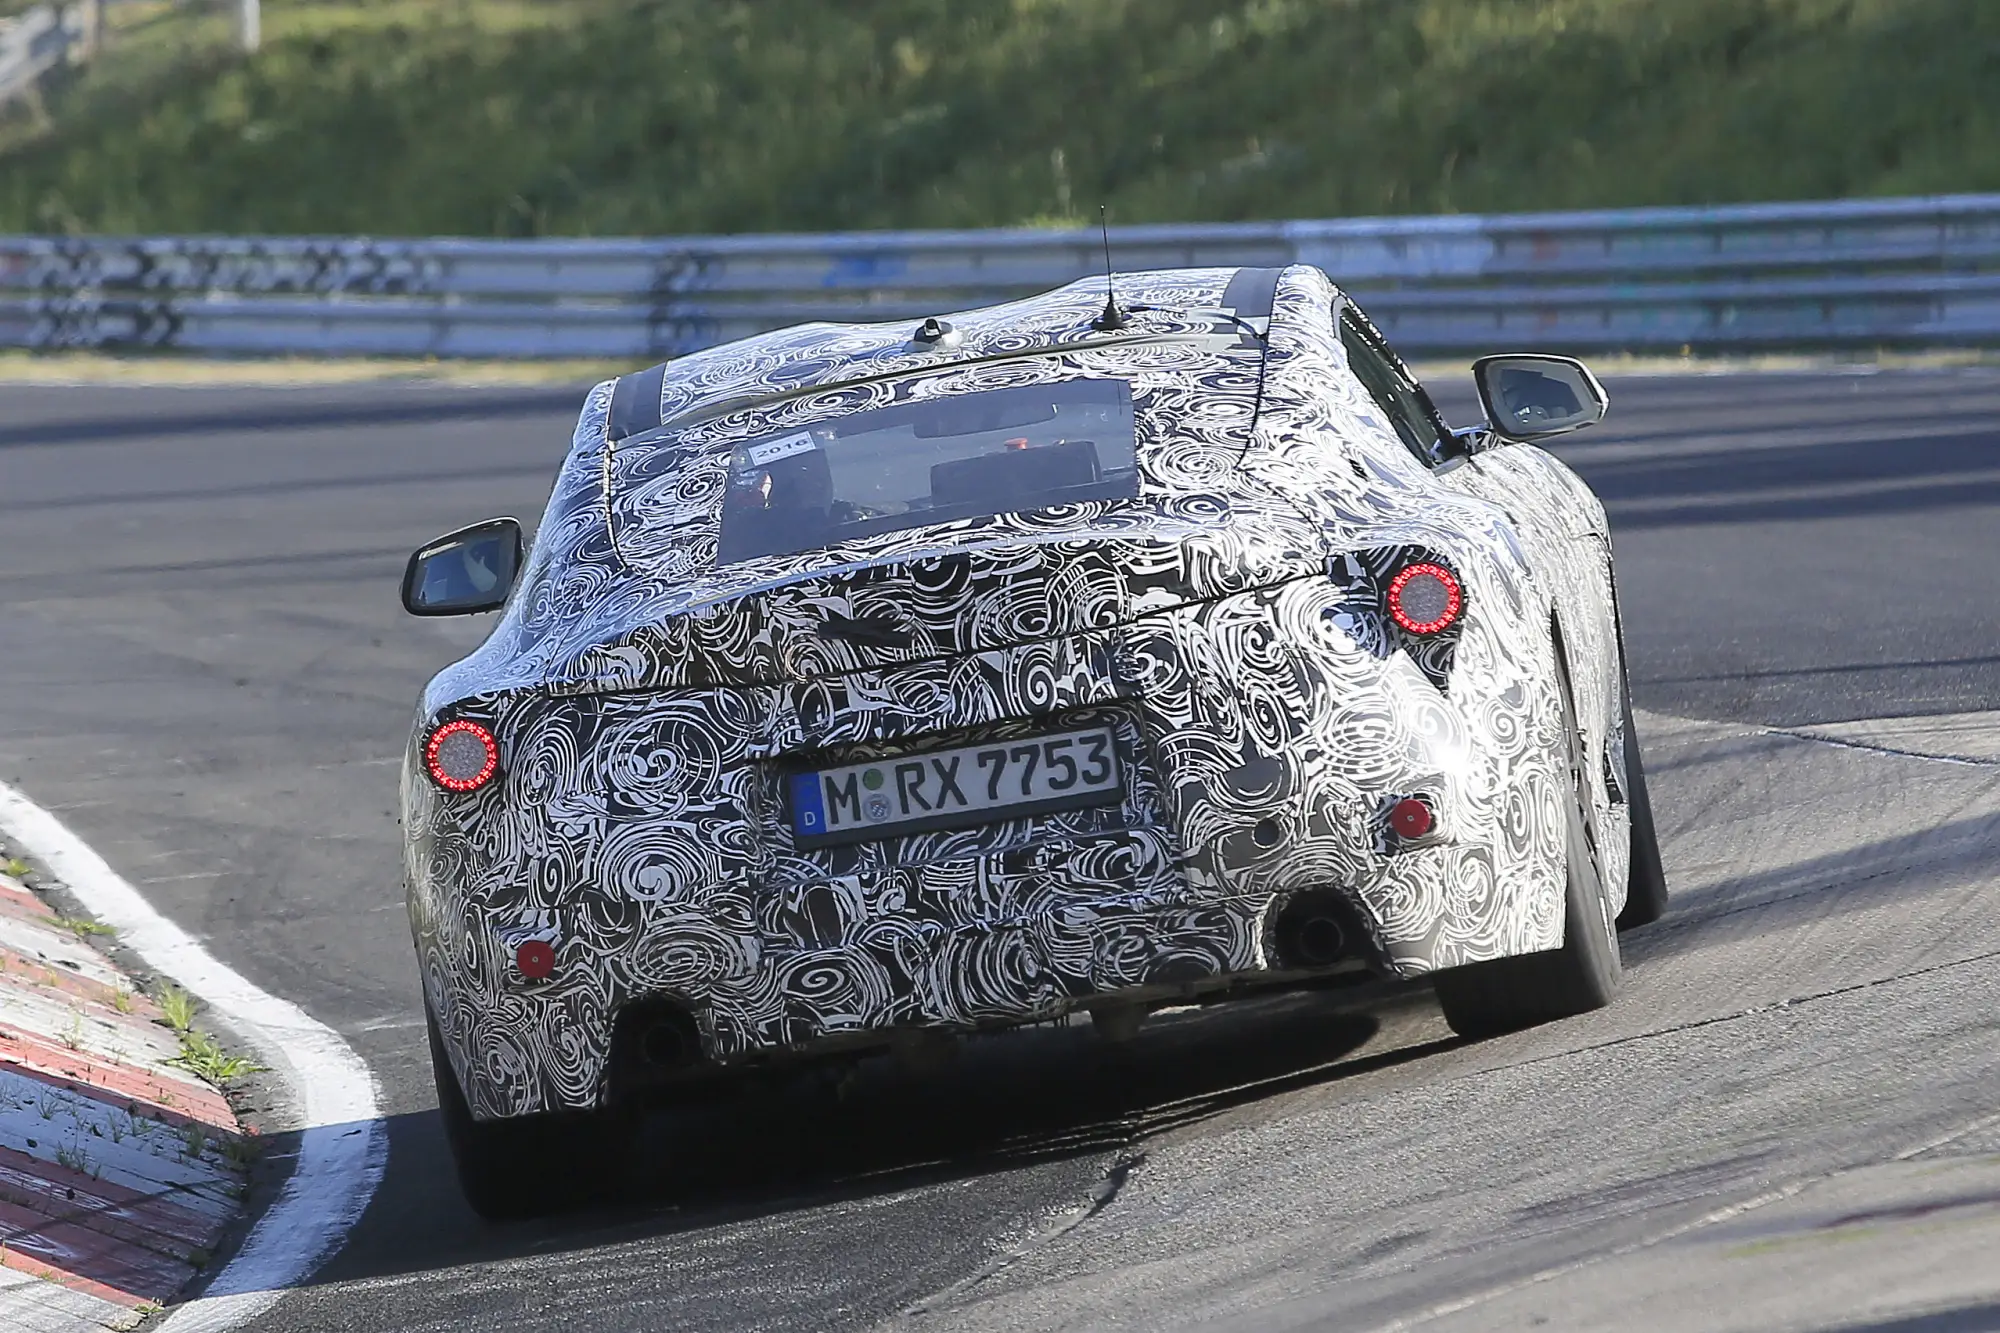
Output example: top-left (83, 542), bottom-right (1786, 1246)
top-left (515, 939), bottom-right (555, 981)
top-left (425, 719), bottom-right (499, 793)
top-left (1386, 562), bottom-right (1464, 635)
top-left (1391, 797), bottom-right (1434, 840)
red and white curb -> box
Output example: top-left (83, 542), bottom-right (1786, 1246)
top-left (0, 782), bottom-right (384, 1333)
top-left (0, 870), bottom-right (244, 1329)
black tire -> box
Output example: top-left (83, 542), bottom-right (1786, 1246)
top-left (1434, 652), bottom-right (1623, 1038)
top-left (1614, 634), bottom-right (1669, 930)
top-left (427, 1005), bottom-right (629, 1221)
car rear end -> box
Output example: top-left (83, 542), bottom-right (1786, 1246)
top-left (408, 272), bottom-right (1561, 1121)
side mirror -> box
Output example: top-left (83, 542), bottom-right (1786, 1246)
top-left (1472, 355), bottom-right (1608, 442)
top-left (401, 518), bottom-right (524, 616)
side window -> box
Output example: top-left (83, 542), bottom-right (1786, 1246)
top-left (1338, 305), bottom-right (1450, 467)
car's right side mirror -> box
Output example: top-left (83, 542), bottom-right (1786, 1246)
top-left (1472, 354), bottom-right (1608, 443)
top-left (401, 517), bottom-right (524, 616)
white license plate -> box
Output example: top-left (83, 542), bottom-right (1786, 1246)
top-left (789, 726), bottom-right (1121, 846)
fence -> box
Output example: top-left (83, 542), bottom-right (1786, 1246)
top-left (4, 192), bottom-right (2000, 360)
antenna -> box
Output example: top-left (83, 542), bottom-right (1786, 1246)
top-left (1090, 205), bottom-right (1126, 333)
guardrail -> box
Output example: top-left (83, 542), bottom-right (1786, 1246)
top-left (5, 192), bottom-right (2000, 359)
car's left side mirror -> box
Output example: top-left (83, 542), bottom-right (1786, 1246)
top-left (401, 517), bottom-right (524, 616)
top-left (1472, 354), bottom-right (1608, 443)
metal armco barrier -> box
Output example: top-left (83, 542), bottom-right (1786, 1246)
top-left (4, 192), bottom-right (2000, 359)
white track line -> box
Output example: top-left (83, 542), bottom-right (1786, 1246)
top-left (0, 779), bottom-right (387, 1332)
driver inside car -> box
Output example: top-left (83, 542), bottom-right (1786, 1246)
top-left (421, 538), bottom-right (504, 607)
top-left (1499, 367), bottom-right (1583, 423)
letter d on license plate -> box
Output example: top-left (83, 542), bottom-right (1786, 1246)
top-left (790, 725), bottom-right (1121, 847)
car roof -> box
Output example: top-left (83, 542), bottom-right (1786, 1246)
top-left (603, 265), bottom-right (1290, 444)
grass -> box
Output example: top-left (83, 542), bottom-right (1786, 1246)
top-left (158, 983), bottom-right (196, 1032)
top-left (178, 1120), bottom-right (207, 1159)
top-left (53, 1142), bottom-right (98, 1178)
top-left (169, 1028), bottom-right (263, 1085)
top-left (158, 985), bottom-right (264, 1085)
top-left (0, 0), bottom-right (1997, 237)
top-left (44, 913), bottom-right (114, 938)
top-left (4, 857), bottom-right (30, 879)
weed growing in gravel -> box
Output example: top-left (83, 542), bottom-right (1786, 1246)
top-left (178, 1122), bottom-right (208, 1160)
top-left (54, 1142), bottom-right (97, 1178)
top-left (158, 984), bottom-right (196, 1032)
top-left (112, 988), bottom-right (134, 1014)
top-left (221, 1134), bottom-right (260, 1171)
top-left (169, 1029), bottom-right (263, 1085)
top-left (45, 914), bottom-right (114, 938)
top-left (157, 982), bottom-right (263, 1084)
top-left (4, 856), bottom-right (29, 879)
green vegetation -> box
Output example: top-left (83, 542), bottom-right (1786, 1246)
top-left (1, 0), bottom-right (1996, 236)
top-left (158, 981), bottom-right (197, 1033)
top-left (155, 982), bottom-right (263, 1085)
top-left (44, 913), bottom-right (114, 937)
top-left (169, 1028), bottom-right (264, 1085)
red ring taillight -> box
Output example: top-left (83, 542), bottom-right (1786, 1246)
top-left (424, 719), bottom-right (499, 793)
top-left (515, 939), bottom-right (556, 981)
top-left (1386, 562), bottom-right (1464, 635)
top-left (1391, 797), bottom-right (1434, 839)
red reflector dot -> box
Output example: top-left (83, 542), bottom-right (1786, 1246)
top-left (425, 719), bottom-right (499, 793)
top-left (515, 939), bottom-right (556, 981)
top-left (1386, 562), bottom-right (1464, 635)
top-left (1391, 797), bottom-right (1434, 839)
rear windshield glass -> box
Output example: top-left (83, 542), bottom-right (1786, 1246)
top-left (716, 378), bottom-right (1137, 564)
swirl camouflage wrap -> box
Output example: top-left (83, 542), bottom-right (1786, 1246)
top-left (403, 264), bottom-right (1635, 1119)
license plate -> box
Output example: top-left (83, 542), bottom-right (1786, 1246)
top-left (789, 726), bottom-right (1121, 847)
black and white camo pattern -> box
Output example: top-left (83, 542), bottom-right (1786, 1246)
top-left (404, 265), bottom-right (1634, 1118)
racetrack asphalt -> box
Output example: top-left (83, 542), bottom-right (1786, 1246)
top-left (0, 367), bottom-right (1997, 1331)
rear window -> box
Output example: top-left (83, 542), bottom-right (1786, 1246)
top-left (716, 379), bottom-right (1138, 564)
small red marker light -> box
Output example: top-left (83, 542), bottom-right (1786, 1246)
top-left (1391, 797), bottom-right (1434, 840)
top-left (1386, 562), bottom-right (1464, 636)
top-left (515, 939), bottom-right (556, 981)
top-left (425, 719), bottom-right (499, 793)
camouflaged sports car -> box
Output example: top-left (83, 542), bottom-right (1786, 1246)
top-left (400, 264), bottom-right (1667, 1216)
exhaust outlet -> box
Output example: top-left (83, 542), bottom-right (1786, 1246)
top-left (639, 1017), bottom-right (696, 1070)
top-left (1273, 891), bottom-right (1363, 971)
top-left (608, 998), bottom-right (704, 1100)
top-left (1289, 914), bottom-right (1347, 967)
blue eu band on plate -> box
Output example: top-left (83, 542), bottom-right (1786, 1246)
top-left (789, 725), bottom-right (1122, 847)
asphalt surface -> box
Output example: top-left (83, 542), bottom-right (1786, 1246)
top-left (1, 367), bottom-right (1998, 1332)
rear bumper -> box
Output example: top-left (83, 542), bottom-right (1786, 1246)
top-left (411, 576), bottom-right (1572, 1120)
top-left (421, 798), bottom-right (1562, 1121)
top-left (423, 869), bottom-right (1323, 1120)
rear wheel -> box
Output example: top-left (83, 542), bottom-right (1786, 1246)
top-left (427, 1004), bottom-right (631, 1221)
top-left (1434, 652), bottom-right (1622, 1038)
top-left (1614, 630), bottom-right (1670, 930)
